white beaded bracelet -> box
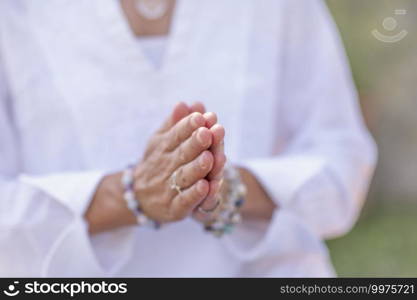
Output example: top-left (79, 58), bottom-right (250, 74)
top-left (204, 165), bottom-right (247, 237)
top-left (121, 165), bottom-right (161, 229)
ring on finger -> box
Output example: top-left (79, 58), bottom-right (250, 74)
top-left (170, 170), bottom-right (183, 194)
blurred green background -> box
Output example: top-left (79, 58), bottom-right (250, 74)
top-left (325, 0), bottom-right (417, 277)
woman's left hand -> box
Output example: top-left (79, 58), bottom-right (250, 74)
top-left (185, 102), bottom-right (227, 223)
top-left (186, 102), bottom-right (276, 224)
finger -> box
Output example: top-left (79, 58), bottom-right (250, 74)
top-left (170, 179), bottom-right (209, 220)
top-left (158, 102), bottom-right (191, 133)
top-left (171, 127), bottom-right (212, 168)
top-left (208, 147), bottom-right (226, 181)
top-left (189, 102), bottom-right (206, 114)
top-left (203, 112), bottom-right (217, 129)
top-left (207, 124), bottom-right (226, 180)
top-left (198, 179), bottom-right (222, 211)
top-left (165, 112), bottom-right (206, 151)
top-left (192, 189), bottom-right (222, 223)
top-left (174, 151), bottom-right (214, 190)
top-left (211, 123), bottom-right (225, 146)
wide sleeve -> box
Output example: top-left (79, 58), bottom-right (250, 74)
top-left (0, 51), bottom-right (135, 277)
top-left (224, 0), bottom-right (377, 260)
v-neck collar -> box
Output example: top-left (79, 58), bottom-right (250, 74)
top-left (96, 0), bottom-right (191, 74)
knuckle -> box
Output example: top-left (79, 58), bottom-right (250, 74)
top-left (191, 131), bottom-right (202, 148)
top-left (160, 134), bottom-right (171, 152)
top-left (193, 183), bottom-right (203, 198)
top-left (189, 112), bottom-right (204, 129)
top-left (201, 152), bottom-right (214, 172)
top-left (207, 151), bottom-right (214, 164)
top-left (189, 112), bottom-right (200, 123)
top-left (193, 158), bottom-right (203, 174)
top-left (177, 167), bottom-right (187, 186)
top-left (174, 129), bottom-right (182, 145)
top-left (177, 146), bottom-right (187, 164)
top-left (171, 128), bottom-right (181, 145)
top-left (167, 157), bottom-right (178, 175)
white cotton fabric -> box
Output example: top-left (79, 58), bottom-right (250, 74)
top-left (137, 36), bottom-right (168, 69)
top-left (0, 0), bottom-right (377, 277)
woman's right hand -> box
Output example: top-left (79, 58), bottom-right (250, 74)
top-left (133, 102), bottom-right (217, 223)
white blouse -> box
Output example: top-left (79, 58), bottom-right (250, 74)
top-left (0, 0), bottom-right (377, 277)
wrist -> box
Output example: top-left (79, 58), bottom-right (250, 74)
top-left (203, 165), bottom-right (246, 237)
top-left (85, 172), bottom-right (136, 234)
top-left (238, 167), bottom-right (276, 220)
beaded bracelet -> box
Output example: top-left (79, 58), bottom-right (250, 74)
top-left (204, 165), bottom-right (247, 238)
top-left (121, 165), bottom-right (161, 229)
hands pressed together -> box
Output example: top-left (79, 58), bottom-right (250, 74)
top-left (134, 102), bottom-right (226, 224)
top-left (87, 101), bottom-right (275, 234)
top-left (86, 102), bottom-right (228, 234)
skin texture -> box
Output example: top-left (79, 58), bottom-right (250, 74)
top-left (121, 0), bottom-right (176, 36)
top-left (84, 2), bottom-right (276, 234)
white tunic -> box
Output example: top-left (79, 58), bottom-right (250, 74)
top-left (0, 0), bottom-right (377, 277)
top-left (137, 36), bottom-right (167, 69)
